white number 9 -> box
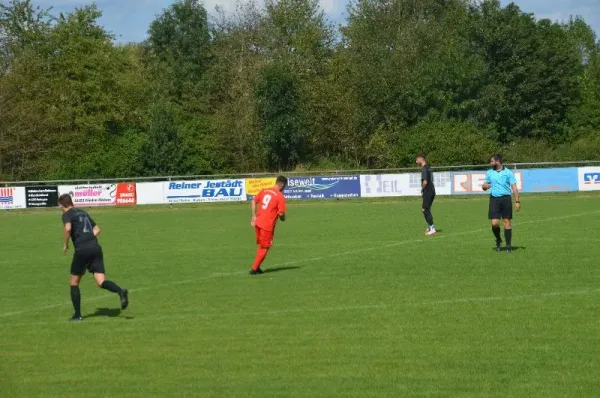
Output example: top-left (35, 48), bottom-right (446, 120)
top-left (261, 194), bottom-right (272, 209)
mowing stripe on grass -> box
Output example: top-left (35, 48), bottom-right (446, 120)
top-left (3, 288), bottom-right (600, 328)
top-left (2, 209), bottom-right (599, 319)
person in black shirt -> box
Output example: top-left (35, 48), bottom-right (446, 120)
top-left (416, 155), bottom-right (436, 235)
top-left (59, 194), bottom-right (129, 321)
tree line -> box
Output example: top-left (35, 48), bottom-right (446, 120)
top-left (1, 0), bottom-right (599, 181)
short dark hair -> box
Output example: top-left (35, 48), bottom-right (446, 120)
top-left (276, 176), bottom-right (288, 186)
top-left (58, 194), bottom-right (73, 207)
top-left (492, 153), bottom-right (503, 163)
top-left (416, 154), bottom-right (426, 160)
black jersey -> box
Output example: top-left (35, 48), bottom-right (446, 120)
top-left (62, 208), bottom-right (99, 251)
top-left (421, 164), bottom-right (436, 195)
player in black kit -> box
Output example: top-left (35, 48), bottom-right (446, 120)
top-left (416, 155), bottom-right (436, 236)
top-left (59, 194), bottom-right (128, 321)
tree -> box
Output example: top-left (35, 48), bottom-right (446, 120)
top-left (142, 101), bottom-right (187, 176)
top-left (341, 0), bottom-right (481, 137)
top-left (0, 0), bottom-right (54, 75)
top-left (146, 0), bottom-right (211, 111)
top-left (1, 5), bottom-right (150, 180)
top-left (255, 63), bottom-right (307, 169)
top-left (469, 0), bottom-right (583, 142)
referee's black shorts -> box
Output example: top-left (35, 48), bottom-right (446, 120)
top-left (71, 245), bottom-right (105, 276)
top-left (488, 195), bottom-right (512, 220)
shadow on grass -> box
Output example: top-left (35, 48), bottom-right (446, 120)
top-left (263, 266), bottom-right (302, 274)
top-left (86, 307), bottom-right (134, 320)
top-left (491, 246), bottom-right (526, 252)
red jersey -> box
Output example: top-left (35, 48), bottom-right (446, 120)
top-left (254, 188), bottom-right (286, 231)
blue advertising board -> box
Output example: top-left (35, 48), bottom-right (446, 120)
top-left (285, 175), bottom-right (361, 200)
top-left (520, 168), bottom-right (578, 193)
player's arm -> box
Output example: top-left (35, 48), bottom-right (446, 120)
top-left (90, 217), bottom-right (100, 236)
top-left (63, 222), bottom-right (71, 254)
top-left (510, 172), bottom-right (520, 211)
top-left (251, 194), bottom-right (260, 226)
top-left (421, 169), bottom-right (428, 193)
top-left (482, 171), bottom-right (492, 191)
top-left (278, 197), bottom-right (287, 222)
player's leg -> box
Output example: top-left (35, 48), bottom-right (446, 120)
top-left (423, 194), bottom-right (436, 235)
top-left (502, 196), bottom-right (513, 252)
top-left (69, 252), bottom-right (86, 321)
top-left (91, 246), bottom-right (129, 309)
top-left (489, 197), bottom-right (502, 250)
top-left (251, 227), bottom-right (272, 275)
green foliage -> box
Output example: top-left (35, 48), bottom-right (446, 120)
top-left (255, 63), bottom-right (307, 169)
top-left (469, 1), bottom-right (583, 142)
top-left (1, 0), bottom-right (599, 181)
top-left (142, 101), bottom-right (187, 176)
top-left (0, 0), bottom-right (54, 74)
top-left (146, 0), bottom-right (211, 109)
top-left (396, 121), bottom-right (498, 167)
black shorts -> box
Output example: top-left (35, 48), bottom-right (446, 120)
top-left (71, 245), bottom-right (105, 276)
top-left (422, 192), bottom-right (435, 209)
top-left (489, 195), bottom-right (512, 220)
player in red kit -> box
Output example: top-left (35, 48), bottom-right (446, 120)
top-left (249, 176), bottom-right (288, 275)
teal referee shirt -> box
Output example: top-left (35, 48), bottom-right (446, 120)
top-left (484, 167), bottom-right (517, 197)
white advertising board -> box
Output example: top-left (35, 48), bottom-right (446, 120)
top-left (58, 184), bottom-right (116, 206)
top-left (360, 172), bottom-right (452, 198)
top-left (578, 167), bottom-right (600, 191)
top-left (163, 179), bottom-right (246, 203)
top-left (0, 187), bottom-right (26, 209)
top-left (136, 182), bottom-right (165, 205)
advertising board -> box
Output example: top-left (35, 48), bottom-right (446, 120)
top-left (163, 179), bottom-right (246, 203)
top-left (452, 171), bottom-right (523, 195)
top-left (58, 184), bottom-right (117, 206)
top-left (0, 187), bottom-right (26, 210)
top-left (520, 168), bottom-right (578, 193)
top-left (578, 167), bottom-right (600, 191)
top-left (136, 182), bottom-right (164, 205)
top-left (360, 172), bottom-right (452, 198)
top-left (25, 186), bottom-right (59, 208)
top-left (115, 183), bottom-right (137, 206)
top-left (285, 176), bottom-right (361, 200)
top-left (245, 178), bottom-right (277, 200)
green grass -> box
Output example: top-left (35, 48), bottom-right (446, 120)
top-left (2, 193), bottom-right (600, 397)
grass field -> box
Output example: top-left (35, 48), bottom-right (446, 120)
top-left (2, 193), bottom-right (600, 397)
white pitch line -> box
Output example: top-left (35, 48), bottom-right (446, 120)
top-left (1, 209), bottom-right (600, 319)
top-left (3, 288), bottom-right (599, 329)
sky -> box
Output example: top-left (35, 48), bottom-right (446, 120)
top-left (31, 0), bottom-right (600, 43)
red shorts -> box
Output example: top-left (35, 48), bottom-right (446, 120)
top-left (255, 226), bottom-right (274, 248)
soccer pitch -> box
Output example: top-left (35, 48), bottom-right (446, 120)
top-left (2, 193), bottom-right (600, 397)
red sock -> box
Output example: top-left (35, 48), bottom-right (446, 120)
top-left (252, 247), bottom-right (269, 271)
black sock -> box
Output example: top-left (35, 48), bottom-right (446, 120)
top-left (70, 286), bottom-right (81, 317)
top-left (101, 280), bottom-right (122, 294)
top-left (492, 226), bottom-right (501, 241)
top-left (504, 229), bottom-right (512, 246)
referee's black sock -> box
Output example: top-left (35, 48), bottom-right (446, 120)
top-left (492, 225), bottom-right (501, 241)
top-left (101, 280), bottom-right (122, 294)
top-left (70, 286), bottom-right (81, 317)
top-left (504, 229), bottom-right (512, 247)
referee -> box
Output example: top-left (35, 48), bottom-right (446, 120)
top-left (482, 154), bottom-right (520, 252)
